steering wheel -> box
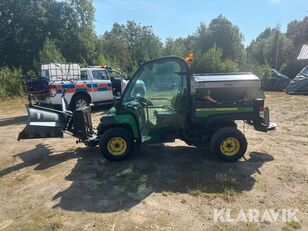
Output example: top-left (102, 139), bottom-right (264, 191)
top-left (162, 105), bottom-right (176, 111)
top-left (137, 97), bottom-right (153, 106)
top-left (132, 85), bottom-right (146, 98)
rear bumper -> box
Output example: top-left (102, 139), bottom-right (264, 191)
top-left (253, 107), bottom-right (277, 132)
top-left (254, 122), bottom-right (277, 132)
top-left (34, 95), bottom-right (62, 106)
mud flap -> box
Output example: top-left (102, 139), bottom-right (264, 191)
top-left (18, 104), bottom-right (68, 140)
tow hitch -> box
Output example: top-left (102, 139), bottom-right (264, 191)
top-left (253, 107), bottom-right (277, 132)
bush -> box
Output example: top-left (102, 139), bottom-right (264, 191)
top-left (39, 38), bottom-right (66, 64)
top-left (246, 63), bottom-right (271, 79)
top-left (0, 67), bottom-right (24, 97)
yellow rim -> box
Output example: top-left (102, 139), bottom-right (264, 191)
top-left (107, 137), bottom-right (127, 156)
top-left (220, 137), bottom-right (240, 156)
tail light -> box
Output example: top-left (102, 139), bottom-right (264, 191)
top-left (49, 85), bottom-right (57, 97)
top-left (259, 103), bottom-right (264, 112)
top-left (259, 103), bottom-right (265, 118)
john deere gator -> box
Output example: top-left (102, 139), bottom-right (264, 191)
top-left (18, 56), bottom-right (276, 162)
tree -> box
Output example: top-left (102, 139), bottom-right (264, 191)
top-left (124, 21), bottom-right (163, 65)
top-left (193, 16), bottom-right (245, 63)
top-left (164, 37), bottom-right (187, 57)
top-left (97, 32), bottom-right (133, 72)
top-left (284, 17), bottom-right (308, 78)
top-left (190, 16), bottom-right (245, 73)
top-left (208, 15), bottom-right (245, 62)
top-left (193, 23), bottom-right (212, 55)
top-left (0, 0), bottom-right (49, 71)
top-left (43, 0), bottom-right (83, 63)
top-left (287, 17), bottom-right (308, 50)
top-left (97, 21), bottom-right (163, 73)
top-left (0, 0), bottom-right (97, 72)
top-left (68, 0), bottom-right (97, 64)
top-left (246, 27), bottom-right (293, 70)
top-left (192, 45), bottom-right (239, 73)
top-left (39, 38), bottom-right (66, 64)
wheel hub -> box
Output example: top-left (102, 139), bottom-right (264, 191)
top-left (220, 137), bottom-right (240, 156)
top-left (76, 99), bottom-right (87, 108)
top-left (107, 137), bottom-right (127, 156)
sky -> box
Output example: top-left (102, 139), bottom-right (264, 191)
top-left (93, 0), bottom-right (307, 46)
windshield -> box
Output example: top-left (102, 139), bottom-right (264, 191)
top-left (109, 71), bottom-right (126, 80)
top-left (122, 59), bottom-right (187, 107)
top-left (92, 70), bottom-right (108, 80)
top-left (80, 70), bottom-right (87, 80)
top-left (300, 67), bottom-right (308, 76)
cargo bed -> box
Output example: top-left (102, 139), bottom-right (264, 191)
top-left (192, 73), bottom-right (260, 103)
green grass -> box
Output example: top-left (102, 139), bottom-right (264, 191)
top-left (210, 222), bottom-right (259, 231)
top-left (15, 174), bottom-right (29, 182)
top-left (0, 96), bottom-right (26, 106)
top-left (98, 158), bottom-right (109, 166)
top-left (189, 190), bottom-right (213, 198)
top-left (24, 215), bottom-right (64, 231)
top-left (50, 219), bottom-right (63, 231)
top-left (187, 174), bottom-right (238, 200)
top-left (188, 187), bottom-right (235, 200)
top-left (282, 220), bottom-right (302, 230)
top-left (116, 164), bottom-right (134, 178)
top-left (161, 191), bottom-right (173, 197)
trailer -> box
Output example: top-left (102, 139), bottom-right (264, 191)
top-left (18, 56), bottom-right (276, 162)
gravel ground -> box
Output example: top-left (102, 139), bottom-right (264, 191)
top-left (0, 92), bottom-right (307, 231)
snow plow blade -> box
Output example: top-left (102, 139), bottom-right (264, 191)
top-left (18, 104), bottom-right (68, 140)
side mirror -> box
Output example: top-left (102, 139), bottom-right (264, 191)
top-left (27, 94), bottom-right (33, 105)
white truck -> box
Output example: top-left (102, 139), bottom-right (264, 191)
top-left (26, 63), bottom-right (128, 110)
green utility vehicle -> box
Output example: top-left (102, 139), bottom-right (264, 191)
top-left (18, 56), bottom-right (276, 162)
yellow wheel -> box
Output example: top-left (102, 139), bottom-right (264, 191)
top-left (107, 137), bottom-right (127, 156)
top-left (210, 127), bottom-right (247, 162)
top-left (219, 137), bottom-right (240, 156)
top-left (99, 128), bottom-right (134, 161)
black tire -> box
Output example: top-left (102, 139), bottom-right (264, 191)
top-left (210, 127), bottom-right (247, 162)
top-left (70, 94), bottom-right (90, 111)
top-left (99, 128), bottom-right (134, 161)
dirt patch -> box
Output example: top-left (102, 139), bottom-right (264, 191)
top-left (0, 92), bottom-right (307, 230)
